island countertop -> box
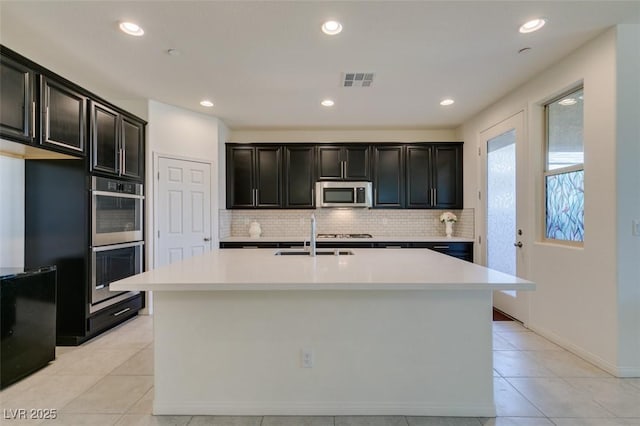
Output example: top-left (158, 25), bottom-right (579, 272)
top-left (111, 247), bottom-right (534, 292)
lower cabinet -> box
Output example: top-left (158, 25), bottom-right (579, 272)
top-left (220, 241), bottom-right (473, 261)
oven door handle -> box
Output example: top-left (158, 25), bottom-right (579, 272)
top-left (92, 241), bottom-right (145, 252)
top-left (92, 190), bottom-right (145, 200)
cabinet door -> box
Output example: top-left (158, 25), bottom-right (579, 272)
top-left (121, 116), bottom-right (144, 180)
top-left (0, 55), bottom-right (35, 143)
top-left (284, 145), bottom-right (315, 208)
top-left (317, 146), bottom-right (343, 180)
top-left (91, 102), bottom-right (119, 175)
top-left (40, 76), bottom-right (86, 155)
top-left (432, 144), bottom-right (463, 209)
top-left (373, 145), bottom-right (404, 208)
top-left (405, 145), bottom-right (432, 208)
top-left (344, 145), bottom-right (370, 180)
top-left (226, 146), bottom-right (255, 208)
top-left (256, 147), bottom-right (282, 207)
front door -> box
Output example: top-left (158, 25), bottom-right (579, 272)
top-left (480, 111), bottom-right (529, 323)
top-left (156, 156), bottom-right (212, 267)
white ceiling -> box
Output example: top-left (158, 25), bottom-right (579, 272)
top-left (1, 1), bottom-right (638, 130)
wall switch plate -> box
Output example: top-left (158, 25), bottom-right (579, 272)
top-left (633, 220), bottom-right (640, 236)
top-left (301, 349), bottom-right (313, 368)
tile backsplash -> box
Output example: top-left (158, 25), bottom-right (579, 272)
top-left (220, 209), bottom-right (474, 239)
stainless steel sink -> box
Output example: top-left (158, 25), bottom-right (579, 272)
top-left (274, 249), bottom-right (354, 256)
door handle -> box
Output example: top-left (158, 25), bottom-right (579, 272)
top-left (204, 237), bottom-right (211, 242)
top-left (514, 241), bottom-right (523, 248)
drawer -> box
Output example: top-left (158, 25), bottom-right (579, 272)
top-left (88, 293), bottom-right (143, 335)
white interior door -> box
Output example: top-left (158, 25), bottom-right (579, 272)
top-left (480, 112), bottom-right (529, 323)
top-left (156, 156), bottom-right (212, 268)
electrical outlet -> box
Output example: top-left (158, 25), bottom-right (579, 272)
top-left (301, 349), bottom-right (313, 368)
top-left (633, 220), bottom-right (640, 236)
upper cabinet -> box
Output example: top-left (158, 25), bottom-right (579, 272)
top-left (0, 48), bottom-right (88, 156)
top-left (406, 143), bottom-right (463, 209)
top-left (372, 145), bottom-right (405, 208)
top-left (226, 145), bottom-right (282, 209)
top-left (40, 75), bottom-right (86, 154)
top-left (284, 145), bottom-right (315, 208)
top-left (317, 145), bottom-right (370, 181)
top-left (90, 101), bottom-right (144, 181)
top-left (1, 46), bottom-right (146, 168)
top-left (0, 53), bottom-right (36, 144)
top-left (225, 142), bottom-right (462, 210)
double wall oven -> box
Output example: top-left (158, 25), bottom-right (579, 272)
top-left (90, 177), bottom-right (144, 314)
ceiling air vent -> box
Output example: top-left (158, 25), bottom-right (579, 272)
top-left (343, 72), bottom-right (374, 88)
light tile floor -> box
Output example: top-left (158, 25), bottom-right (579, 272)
top-left (1, 316), bottom-right (639, 426)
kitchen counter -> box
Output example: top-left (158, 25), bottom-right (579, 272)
top-left (220, 235), bottom-right (474, 243)
top-left (112, 248), bottom-right (529, 292)
top-left (112, 248), bottom-right (534, 417)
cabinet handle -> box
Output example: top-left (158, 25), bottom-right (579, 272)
top-left (45, 106), bottom-right (50, 141)
top-left (112, 307), bottom-right (131, 317)
top-left (122, 148), bottom-right (126, 174)
top-left (31, 102), bottom-right (36, 139)
top-left (341, 161), bottom-right (346, 179)
top-left (119, 149), bottom-right (124, 176)
top-left (433, 245), bottom-right (450, 249)
top-left (433, 188), bottom-right (437, 206)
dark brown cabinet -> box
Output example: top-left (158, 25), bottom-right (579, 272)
top-left (0, 53), bottom-right (36, 144)
top-left (225, 142), bottom-right (462, 210)
top-left (317, 145), bottom-right (370, 181)
top-left (40, 76), bottom-right (86, 154)
top-left (372, 145), bottom-right (404, 208)
top-left (226, 145), bottom-right (282, 208)
top-left (90, 101), bottom-right (144, 180)
top-left (284, 145), bottom-right (315, 208)
top-left (406, 143), bottom-right (463, 209)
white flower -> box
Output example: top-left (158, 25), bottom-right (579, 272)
top-left (439, 211), bottom-right (457, 223)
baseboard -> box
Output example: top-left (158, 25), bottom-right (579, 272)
top-left (153, 401), bottom-right (496, 417)
top-left (527, 323), bottom-right (640, 378)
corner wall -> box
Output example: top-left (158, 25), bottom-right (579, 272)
top-left (0, 154), bottom-right (25, 267)
top-left (459, 27), bottom-right (636, 375)
top-left (146, 100), bottom-right (223, 270)
top-left (615, 24), bottom-right (640, 375)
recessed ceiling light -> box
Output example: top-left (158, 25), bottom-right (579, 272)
top-left (200, 100), bottom-right (214, 107)
top-left (440, 99), bottom-right (455, 106)
top-left (321, 99), bottom-right (335, 107)
top-left (119, 22), bottom-right (144, 36)
top-left (321, 20), bottom-right (343, 35)
top-left (519, 18), bottom-right (546, 34)
top-left (558, 98), bottom-right (577, 106)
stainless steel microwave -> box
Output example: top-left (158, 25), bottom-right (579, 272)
top-left (315, 181), bottom-right (372, 208)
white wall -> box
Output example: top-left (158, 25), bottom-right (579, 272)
top-left (0, 154), bottom-right (25, 267)
top-left (146, 100), bottom-right (223, 270)
top-left (230, 128), bottom-right (458, 143)
top-left (460, 26), bottom-right (640, 376)
top-left (615, 24), bottom-right (640, 375)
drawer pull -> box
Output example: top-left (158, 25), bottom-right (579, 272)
top-left (384, 245), bottom-right (403, 248)
top-left (112, 307), bottom-right (131, 317)
top-left (95, 285), bottom-right (106, 290)
top-left (433, 245), bottom-right (450, 249)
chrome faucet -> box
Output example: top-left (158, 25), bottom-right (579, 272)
top-left (310, 213), bottom-right (317, 256)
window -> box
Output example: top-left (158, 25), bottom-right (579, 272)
top-left (544, 87), bottom-right (584, 242)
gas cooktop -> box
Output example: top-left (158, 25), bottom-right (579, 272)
top-left (317, 233), bottom-right (373, 239)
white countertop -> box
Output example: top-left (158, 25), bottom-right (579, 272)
top-left (220, 236), bottom-right (474, 243)
top-left (111, 248), bottom-right (533, 292)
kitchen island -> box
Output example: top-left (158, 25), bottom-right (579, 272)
top-left (111, 248), bottom-right (534, 417)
